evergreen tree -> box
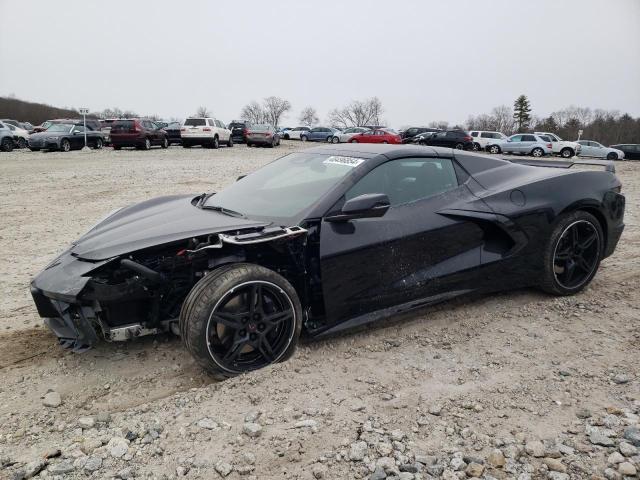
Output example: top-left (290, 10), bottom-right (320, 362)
top-left (513, 95), bottom-right (532, 131)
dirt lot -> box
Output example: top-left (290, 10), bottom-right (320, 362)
top-left (0, 144), bottom-right (639, 480)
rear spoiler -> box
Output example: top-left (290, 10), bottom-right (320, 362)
top-left (506, 158), bottom-right (616, 174)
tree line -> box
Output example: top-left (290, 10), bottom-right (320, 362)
top-left (2, 94), bottom-right (638, 146)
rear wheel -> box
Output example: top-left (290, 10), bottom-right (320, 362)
top-left (606, 152), bottom-right (618, 160)
top-left (180, 264), bottom-right (302, 380)
top-left (94, 138), bottom-right (103, 149)
top-left (472, 142), bottom-right (480, 151)
top-left (531, 147), bottom-right (544, 157)
top-left (540, 211), bottom-right (603, 296)
top-left (60, 139), bottom-right (71, 152)
top-left (454, 143), bottom-right (464, 150)
top-left (143, 138), bottom-right (151, 150)
top-left (283, 134), bottom-right (290, 140)
top-left (227, 136), bottom-right (234, 147)
top-left (350, 139), bottom-right (358, 143)
top-left (331, 136), bottom-right (339, 144)
top-left (488, 144), bottom-right (501, 154)
top-left (560, 148), bottom-right (574, 158)
top-left (17, 138), bottom-right (27, 149)
top-left (161, 137), bottom-right (169, 149)
top-left (212, 136), bottom-right (219, 149)
top-left (1, 137), bottom-right (14, 152)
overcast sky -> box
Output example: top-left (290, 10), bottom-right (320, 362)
top-left (1, 0), bottom-right (639, 127)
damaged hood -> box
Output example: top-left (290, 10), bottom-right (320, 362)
top-left (72, 194), bottom-right (269, 261)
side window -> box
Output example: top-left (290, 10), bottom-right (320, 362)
top-left (480, 132), bottom-right (491, 138)
top-left (216, 120), bottom-right (225, 128)
top-left (470, 131), bottom-right (478, 137)
top-left (345, 158), bottom-right (459, 207)
top-left (510, 135), bottom-right (522, 142)
top-left (522, 135), bottom-right (536, 142)
top-left (207, 119), bottom-right (214, 127)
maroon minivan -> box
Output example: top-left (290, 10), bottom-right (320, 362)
top-left (110, 119), bottom-right (169, 150)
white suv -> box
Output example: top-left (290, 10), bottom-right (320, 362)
top-left (534, 132), bottom-right (581, 158)
top-left (469, 130), bottom-right (509, 153)
top-left (181, 117), bottom-right (232, 149)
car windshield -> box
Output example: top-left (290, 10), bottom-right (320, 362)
top-left (47, 124), bottom-right (73, 133)
top-left (249, 124), bottom-right (270, 132)
top-left (184, 118), bottom-right (206, 126)
top-left (203, 152), bottom-right (367, 223)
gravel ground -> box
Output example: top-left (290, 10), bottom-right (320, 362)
top-left (0, 144), bottom-right (639, 480)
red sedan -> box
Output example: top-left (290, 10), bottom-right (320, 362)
top-left (349, 128), bottom-right (401, 144)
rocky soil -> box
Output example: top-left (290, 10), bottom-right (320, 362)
top-left (0, 144), bottom-right (638, 480)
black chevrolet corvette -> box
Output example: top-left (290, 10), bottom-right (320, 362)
top-left (31, 145), bottom-right (625, 379)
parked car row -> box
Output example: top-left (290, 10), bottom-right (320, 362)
top-left (1, 114), bottom-right (637, 159)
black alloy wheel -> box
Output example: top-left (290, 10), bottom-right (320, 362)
top-left (17, 137), bottom-right (27, 148)
top-left (552, 220), bottom-right (600, 290)
top-left (206, 281), bottom-right (295, 372)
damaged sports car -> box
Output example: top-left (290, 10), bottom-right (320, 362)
top-left (31, 145), bottom-right (625, 378)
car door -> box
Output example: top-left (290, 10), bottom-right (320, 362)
top-left (520, 134), bottom-right (538, 154)
top-left (505, 135), bottom-right (522, 153)
top-left (428, 131), bottom-right (447, 147)
top-left (70, 125), bottom-right (86, 148)
top-left (319, 156), bottom-right (486, 327)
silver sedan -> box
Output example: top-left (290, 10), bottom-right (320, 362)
top-left (576, 140), bottom-right (625, 160)
top-left (330, 127), bottom-right (370, 144)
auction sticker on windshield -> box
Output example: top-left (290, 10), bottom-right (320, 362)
top-left (323, 156), bottom-right (365, 168)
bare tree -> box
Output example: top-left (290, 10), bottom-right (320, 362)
top-left (298, 106), bottom-right (319, 127)
top-left (240, 101), bottom-right (266, 124)
top-left (489, 105), bottom-right (515, 134)
top-left (196, 106), bottom-right (211, 117)
top-left (262, 96), bottom-right (291, 127)
top-left (427, 120), bottom-right (449, 130)
top-left (327, 97), bottom-right (384, 128)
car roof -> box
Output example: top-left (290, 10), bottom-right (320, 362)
top-left (302, 143), bottom-right (443, 159)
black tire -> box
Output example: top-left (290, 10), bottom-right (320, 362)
top-left (161, 137), bottom-right (169, 149)
top-left (606, 152), bottom-right (618, 160)
top-left (17, 138), bottom-right (27, 149)
top-left (212, 136), bottom-right (219, 149)
top-left (246, 142), bottom-right (252, 148)
top-left (60, 139), bottom-right (70, 152)
top-left (300, 135), bottom-right (308, 142)
top-left (179, 263), bottom-right (302, 380)
top-left (488, 144), bottom-right (501, 154)
top-left (454, 143), bottom-right (464, 150)
top-left (283, 134), bottom-right (290, 140)
top-left (113, 145), bottom-right (122, 150)
top-left (472, 142), bottom-right (480, 151)
top-left (227, 136), bottom-right (234, 148)
top-left (94, 138), bottom-right (103, 149)
top-left (531, 147), bottom-right (544, 157)
top-left (1, 137), bottom-right (14, 152)
top-left (560, 148), bottom-right (574, 158)
top-left (540, 211), bottom-right (603, 296)
top-left (331, 136), bottom-right (339, 144)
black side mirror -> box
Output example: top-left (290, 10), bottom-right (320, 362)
top-left (325, 193), bottom-right (390, 223)
top-left (236, 174), bottom-right (246, 181)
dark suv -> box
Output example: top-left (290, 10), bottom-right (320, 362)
top-left (228, 121), bottom-right (251, 143)
top-left (110, 119), bottom-right (169, 150)
top-left (421, 130), bottom-right (474, 150)
top-left (401, 127), bottom-right (440, 143)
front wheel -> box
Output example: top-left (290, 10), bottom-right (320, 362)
top-left (350, 139), bottom-right (358, 143)
top-left (454, 143), bottom-right (464, 150)
top-left (283, 134), bottom-right (290, 140)
top-left (531, 147), bottom-right (544, 157)
top-left (94, 138), bottom-right (103, 149)
top-left (143, 138), bottom-right (151, 150)
top-left (227, 136), bottom-right (234, 147)
top-left (161, 137), bottom-right (169, 149)
top-left (472, 142), bottom-right (480, 151)
top-left (606, 152), bottom-right (618, 160)
top-left (540, 211), bottom-right (603, 296)
top-left (212, 136), bottom-right (219, 149)
top-left (179, 264), bottom-right (302, 380)
top-left (331, 136), bottom-right (339, 144)
top-left (488, 145), bottom-right (501, 154)
top-left (60, 139), bottom-right (71, 152)
top-left (17, 138), bottom-right (27, 149)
